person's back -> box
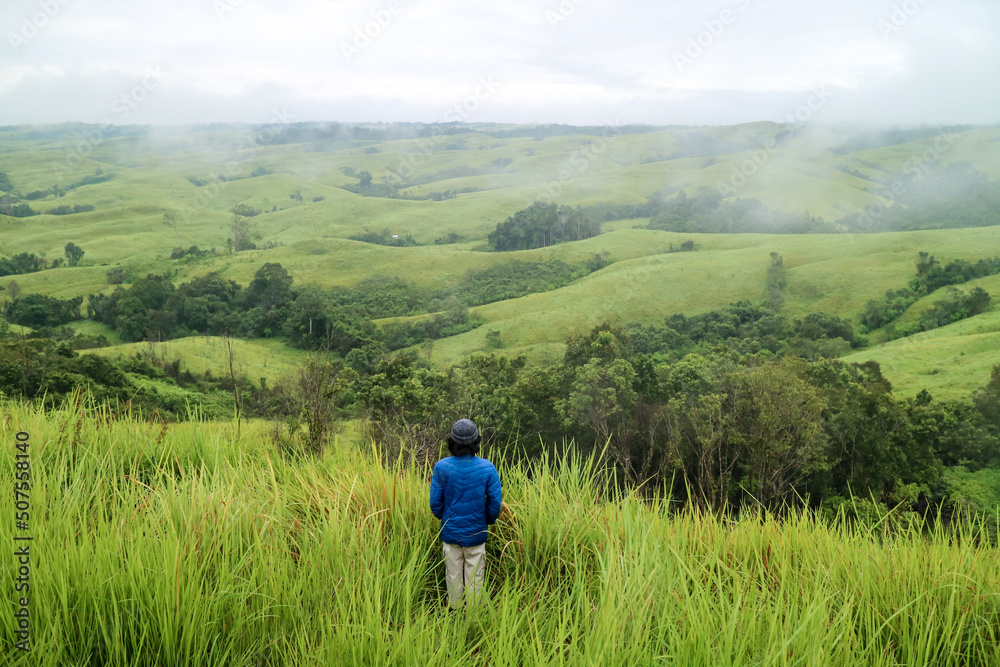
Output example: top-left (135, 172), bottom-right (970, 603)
top-left (429, 419), bottom-right (502, 609)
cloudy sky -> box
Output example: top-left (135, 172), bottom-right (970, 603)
top-left (1, 0), bottom-right (997, 127)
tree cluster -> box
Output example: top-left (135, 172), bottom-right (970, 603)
top-left (626, 301), bottom-right (861, 363)
top-left (5, 294), bottom-right (83, 328)
top-left (912, 287), bottom-right (991, 333)
top-left (0, 170), bottom-right (111, 218)
top-left (911, 252), bottom-right (1000, 293)
top-left (647, 189), bottom-right (830, 234)
top-left (488, 202), bottom-right (602, 251)
top-left (88, 266), bottom-right (293, 343)
top-left (351, 326), bottom-right (1000, 516)
top-left (0, 253), bottom-right (47, 278)
top-left (860, 252), bottom-right (999, 333)
top-left (439, 259), bottom-right (592, 306)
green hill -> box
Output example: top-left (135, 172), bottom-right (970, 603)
top-left (3, 121), bottom-right (1000, 397)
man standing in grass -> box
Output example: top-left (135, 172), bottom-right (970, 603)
top-left (430, 418), bottom-right (502, 610)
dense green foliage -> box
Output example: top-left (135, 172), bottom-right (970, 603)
top-left (647, 190), bottom-right (829, 234)
top-left (764, 251), bottom-right (786, 311)
top-left (860, 252), bottom-right (1000, 332)
top-left (912, 287), bottom-right (992, 332)
top-left (5, 294), bottom-right (83, 328)
top-left (441, 259), bottom-right (594, 306)
top-left (46, 204), bottom-right (95, 215)
top-left (488, 202), bottom-right (602, 251)
top-left (0, 197), bottom-right (38, 218)
top-left (0, 326), bottom-right (301, 419)
top-left (627, 301), bottom-right (861, 362)
top-left (347, 332), bottom-right (999, 514)
top-left (170, 245), bottom-right (216, 261)
top-left (80, 261), bottom-right (602, 354)
top-left (379, 300), bottom-right (485, 354)
top-left (0, 252), bottom-right (47, 278)
top-left (911, 252), bottom-right (1000, 292)
top-left (4, 272), bottom-right (999, 519)
top-left (860, 287), bottom-right (920, 331)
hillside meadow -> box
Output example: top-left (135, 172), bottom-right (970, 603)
top-left (2, 400), bottom-right (1000, 666)
top-left (2, 121), bottom-right (1000, 395)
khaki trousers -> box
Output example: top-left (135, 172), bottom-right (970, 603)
top-left (442, 542), bottom-right (486, 609)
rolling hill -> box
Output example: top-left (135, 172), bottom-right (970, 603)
top-left (2, 121), bottom-right (999, 397)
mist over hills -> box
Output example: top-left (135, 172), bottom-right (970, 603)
top-left (1, 120), bottom-right (999, 398)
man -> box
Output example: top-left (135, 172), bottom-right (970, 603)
top-left (429, 418), bottom-right (502, 610)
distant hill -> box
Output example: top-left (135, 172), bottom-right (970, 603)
top-left (2, 121), bottom-right (999, 397)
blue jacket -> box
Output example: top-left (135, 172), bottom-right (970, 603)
top-left (429, 454), bottom-right (502, 547)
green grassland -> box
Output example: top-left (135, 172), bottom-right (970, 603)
top-left (843, 308), bottom-right (1000, 400)
top-left (3, 122), bottom-right (1000, 395)
top-left (87, 337), bottom-right (311, 381)
top-left (2, 401), bottom-right (1000, 666)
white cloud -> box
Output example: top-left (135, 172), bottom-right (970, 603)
top-left (0, 0), bottom-right (996, 125)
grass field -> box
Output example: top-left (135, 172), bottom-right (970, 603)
top-left (2, 400), bottom-right (999, 666)
top-left (87, 337), bottom-right (311, 382)
top-left (843, 308), bottom-right (1000, 400)
top-left (3, 122), bottom-right (1000, 397)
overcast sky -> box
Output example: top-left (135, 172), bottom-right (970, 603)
top-left (1, 0), bottom-right (997, 127)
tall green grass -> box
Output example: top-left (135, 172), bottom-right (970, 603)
top-left (2, 399), bottom-right (999, 665)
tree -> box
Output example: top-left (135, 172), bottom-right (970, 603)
top-left (357, 171), bottom-right (373, 188)
top-left (360, 350), bottom-right (453, 465)
top-left (163, 211), bottom-right (179, 246)
top-left (765, 251), bottom-right (786, 312)
top-left (729, 360), bottom-right (827, 506)
top-left (915, 251), bottom-right (937, 277)
top-left (64, 242), bottom-right (85, 267)
top-left (222, 331), bottom-right (244, 438)
top-left (5, 294), bottom-right (83, 327)
top-left (240, 263), bottom-right (295, 337)
top-left (6, 281), bottom-right (20, 299)
top-left (229, 203), bottom-right (259, 253)
top-left (488, 202), bottom-right (602, 251)
top-left (296, 355), bottom-right (357, 455)
top-left (449, 353), bottom-right (529, 448)
top-left (558, 356), bottom-right (638, 458)
top-left (484, 329), bottom-right (502, 350)
top-left (973, 364), bottom-right (1000, 428)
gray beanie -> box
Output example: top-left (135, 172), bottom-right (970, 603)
top-left (450, 418), bottom-right (480, 445)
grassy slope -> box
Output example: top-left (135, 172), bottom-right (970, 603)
top-left (428, 227), bottom-right (1000, 370)
top-left (2, 403), bottom-right (999, 666)
top-left (87, 337), bottom-right (311, 381)
top-left (3, 123), bottom-right (1000, 394)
